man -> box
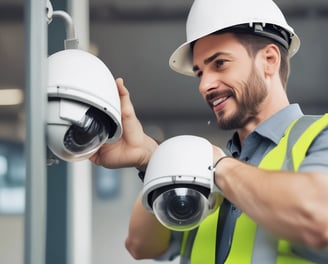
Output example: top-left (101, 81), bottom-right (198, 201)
top-left (91, 0), bottom-right (328, 263)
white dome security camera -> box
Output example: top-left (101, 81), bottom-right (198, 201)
top-left (47, 49), bottom-right (122, 162)
top-left (141, 135), bottom-right (223, 231)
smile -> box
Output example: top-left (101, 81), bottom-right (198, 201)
top-left (213, 96), bottom-right (229, 106)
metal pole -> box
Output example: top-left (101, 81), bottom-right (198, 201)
top-left (24, 0), bottom-right (47, 264)
top-left (66, 1), bottom-right (92, 264)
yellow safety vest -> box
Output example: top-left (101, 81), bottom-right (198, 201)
top-left (180, 114), bottom-right (328, 264)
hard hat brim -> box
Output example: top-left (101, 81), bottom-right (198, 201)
top-left (169, 29), bottom-right (300, 77)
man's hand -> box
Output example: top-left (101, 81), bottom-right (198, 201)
top-left (90, 78), bottom-right (158, 170)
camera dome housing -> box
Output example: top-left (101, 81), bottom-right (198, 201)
top-left (47, 49), bottom-right (122, 161)
top-left (142, 135), bottom-right (222, 231)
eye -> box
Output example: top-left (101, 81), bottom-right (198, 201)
top-left (215, 60), bottom-right (225, 69)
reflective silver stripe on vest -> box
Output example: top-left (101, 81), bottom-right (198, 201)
top-left (282, 115), bottom-right (320, 171)
top-left (252, 226), bottom-right (277, 264)
top-left (180, 256), bottom-right (190, 264)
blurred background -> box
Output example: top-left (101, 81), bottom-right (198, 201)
top-left (0, 0), bottom-right (328, 263)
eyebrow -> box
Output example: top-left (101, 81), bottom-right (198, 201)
top-left (192, 52), bottom-right (224, 73)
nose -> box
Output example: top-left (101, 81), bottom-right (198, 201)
top-left (198, 71), bottom-right (220, 96)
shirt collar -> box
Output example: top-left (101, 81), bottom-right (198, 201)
top-left (227, 104), bottom-right (304, 154)
top-left (255, 104), bottom-right (304, 144)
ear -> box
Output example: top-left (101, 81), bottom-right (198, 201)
top-left (262, 44), bottom-right (281, 77)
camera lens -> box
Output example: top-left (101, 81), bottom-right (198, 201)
top-left (69, 117), bottom-right (102, 146)
top-left (152, 187), bottom-right (210, 231)
top-left (64, 107), bottom-right (117, 153)
top-left (167, 195), bottom-right (198, 220)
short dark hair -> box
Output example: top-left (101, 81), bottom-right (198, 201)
top-left (232, 33), bottom-right (290, 90)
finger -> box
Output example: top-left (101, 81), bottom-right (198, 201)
top-left (115, 78), bottom-right (144, 144)
top-left (116, 77), bottom-right (129, 97)
top-left (115, 77), bottom-right (137, 119)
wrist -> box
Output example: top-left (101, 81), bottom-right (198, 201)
top-left (136, 136), bottom-right (159, 179)
top-left (213, 155), bottom-right (231, 168)
top-left (213, 156), bottom-right (234, 193)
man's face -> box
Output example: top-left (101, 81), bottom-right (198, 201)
top-left (192, 33), bottom-right (268, 130)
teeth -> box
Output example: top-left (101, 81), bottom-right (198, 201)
top-left (213, 97), bottom-right (227, 106)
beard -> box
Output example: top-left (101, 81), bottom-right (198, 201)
top-left (214, 66), bottom-right (268, 130)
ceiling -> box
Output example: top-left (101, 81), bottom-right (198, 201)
top-left (1, 0), bottom-right (328, 141)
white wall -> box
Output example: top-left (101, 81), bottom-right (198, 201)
top-left (0, 216), bottom-right (23, 264)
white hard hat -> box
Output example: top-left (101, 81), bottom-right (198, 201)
top-left (169, 0), bottom-right (300, 76)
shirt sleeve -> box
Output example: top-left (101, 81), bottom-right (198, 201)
top-left (299, 127), bottom-right (328, 173)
